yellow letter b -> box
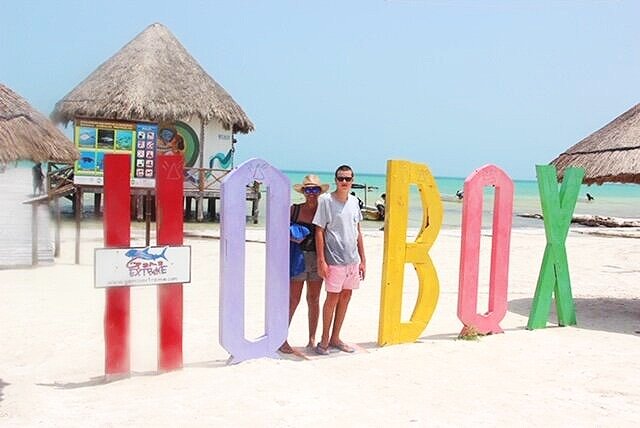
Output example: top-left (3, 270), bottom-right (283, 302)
top-left (378, 160), bottom-right (443, 346)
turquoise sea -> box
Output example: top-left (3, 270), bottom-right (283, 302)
top-left (283, 170), bottom-right (640, 230)
top-left (10, 162), bottom-right (639, 229)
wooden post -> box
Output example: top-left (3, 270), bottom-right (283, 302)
top-left (211, 197), bottom-right (217, 222)
top-left (94, 193), bottom-right (102, 216)
top-left (135, 195), bottom-right (144, 221)
top-left (75, 187), bottom-right (82, 265)
top-left (54, 196), bottom-right (60, 258)
top-left (251, 182), bottom-right (261, 224)
top-left (364, 184), bottom-right (369, 207)
top-left (31, 203), bottom-right (38, 267)
top-left (145, 190), bottom-right (152, 246)
top-left (196, 120), bottom-right (205, 222)
top-left (185, 196), bottom-right (193, 219)
top-left (197, 168), bottom-right (204, 222)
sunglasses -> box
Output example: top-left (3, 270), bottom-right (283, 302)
top-left (303, 186), bottom-right (322, 194)
top-left (336, 176), bottom-right (353, 182)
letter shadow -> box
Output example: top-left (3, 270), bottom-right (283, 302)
top-left (36, 359), bottom-right (229, 389)
top-left (509, 297), bottom-right (640, 337)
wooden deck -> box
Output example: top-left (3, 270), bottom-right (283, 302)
top-left (47, 164), bottom-right (262, 223)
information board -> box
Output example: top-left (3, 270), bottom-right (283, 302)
top-left (74, 118), bottom-right (158, 188)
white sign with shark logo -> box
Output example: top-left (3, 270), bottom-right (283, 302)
top-left (94, 245), bottom-right (191, 288)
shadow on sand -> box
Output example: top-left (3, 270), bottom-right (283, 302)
top-left (0, 378), bottom-right (8, 402)
top-left (509, 297), bottom-right (640, 337)
top-left (37, 359), bottom-right (230, 390)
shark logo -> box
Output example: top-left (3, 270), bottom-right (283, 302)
top-left (125, 246), bottom-right (169, 262)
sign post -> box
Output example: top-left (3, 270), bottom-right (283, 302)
top-left (103, 154), bottom-right (131, 376)
top-left (156, 155), bottom-right (185, 371)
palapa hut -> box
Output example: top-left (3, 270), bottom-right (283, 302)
top-left (551, 103), bottom-right (640, 185)
top-left (51, 22), bottom-right (255, 224)
top-left (0, 83), bottom-right (79, 268)
top-left (0, 84), bottom-right (78, 164)
top-left (51, 23), bottom-right (253, 134)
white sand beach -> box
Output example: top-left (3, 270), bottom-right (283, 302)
top-left (0, 221), bottom-right (639, 426)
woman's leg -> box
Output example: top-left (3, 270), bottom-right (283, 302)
top-left (305, 279), bottom-right (322, 347)
top-left (280, 280), bottom-right (304, 353)
top-left (289, 280), bottom-right (304, 323)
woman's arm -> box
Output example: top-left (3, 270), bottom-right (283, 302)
top-left (315, 226), bottom-right (328, 279)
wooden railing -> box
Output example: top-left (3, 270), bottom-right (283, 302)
top-left (183, 167), bottom-right (230, 193)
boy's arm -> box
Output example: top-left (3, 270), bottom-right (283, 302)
top-left (357, 223), bottom-right (366, 280)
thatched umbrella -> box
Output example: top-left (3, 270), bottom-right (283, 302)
top-left (551, 103), bottom-right (640, 185)
top-left (0, 83), bottom-right (78, 164)
top-left (51, 22), bottom-right (254, 134)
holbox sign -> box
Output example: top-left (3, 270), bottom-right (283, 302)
top-left (94, 245), bottom-right (191, 288)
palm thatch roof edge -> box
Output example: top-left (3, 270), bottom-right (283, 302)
top-left (51, 23), bottom-right (254, 134)
top-left (1, 83), bottom-right (79, 164)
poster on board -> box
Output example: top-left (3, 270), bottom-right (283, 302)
top-left (73, 118), bottom-right (158, 188)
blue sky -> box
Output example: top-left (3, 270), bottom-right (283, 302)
top-left (2, 0), bottom-right (640, 179)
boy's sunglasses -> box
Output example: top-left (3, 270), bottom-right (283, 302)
top-left (336, 176), bottom-right (353, 182)
top-left (303, 186), bottom-right (322, 194)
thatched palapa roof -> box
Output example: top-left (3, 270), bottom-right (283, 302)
top-left (0, 84), bottom-right (79, 164)
top-left (551, 104), bottom-right (640, 185)
top-left (51, 23), bottom-right (254, 134)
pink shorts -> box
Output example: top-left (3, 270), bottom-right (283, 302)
top-left (325, 264), bottom-right (360, 293)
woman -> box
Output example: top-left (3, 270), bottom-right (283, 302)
top-left (280, 175), bottom-right (329, 353)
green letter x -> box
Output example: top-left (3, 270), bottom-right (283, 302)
top-left (527, 165), bottom-right (584, 330)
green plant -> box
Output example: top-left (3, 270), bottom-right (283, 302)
top-left (458, 325), bottom-right (484, 341)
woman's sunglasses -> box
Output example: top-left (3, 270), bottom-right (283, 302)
top-left (303, 186), bottom-right (322, 194)
top-left (336, 176), bottom-right (353, 182)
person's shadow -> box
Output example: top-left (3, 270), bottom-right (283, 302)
top-left (509, 297), bottom-right (640, 336)
top-left (0, 378), bottom-right (8, 402)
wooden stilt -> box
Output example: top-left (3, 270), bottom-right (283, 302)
top-left (31, 203), bottom-right (38, 266)
top-left (75, 188), bottom-right (82, 264)
top-left (54, 196), bottom-right (60, 258)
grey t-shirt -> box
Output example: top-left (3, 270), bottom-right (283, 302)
top-left (312, 192), bottom-right (363, 266)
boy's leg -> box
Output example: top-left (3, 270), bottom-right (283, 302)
top-left (329, 289), bottom-right (352, 347)
top-left (318, 292), bottom-right (340, 349)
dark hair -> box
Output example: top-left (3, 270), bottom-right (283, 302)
top-left (335, 164), bottom-right (353, 177)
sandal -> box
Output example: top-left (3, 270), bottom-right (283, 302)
top-left (279, 342), bottom-right (294, 354)
top-left (330, 342), bottom-right (355, 353)
top-left (314, 343), bottom-right (330, 356)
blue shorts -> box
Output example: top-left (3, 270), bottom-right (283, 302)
top-left (291, 251), bottom-right (322, 282)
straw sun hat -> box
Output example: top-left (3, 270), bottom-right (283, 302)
top-left (293, 174), bottom-right (330, 194)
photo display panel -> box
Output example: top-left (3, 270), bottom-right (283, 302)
top-left (74, 118), bottom-right (158, 187)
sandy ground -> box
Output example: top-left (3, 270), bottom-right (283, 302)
top-left (0, 221), bottom-right (639, 427)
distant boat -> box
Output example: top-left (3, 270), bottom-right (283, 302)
top-left (441, 194), bottom-right (463, 203)
top-left (352, 183), bottom-right (378, 191)
top-left (361, 205), bottom-right (383, 221)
